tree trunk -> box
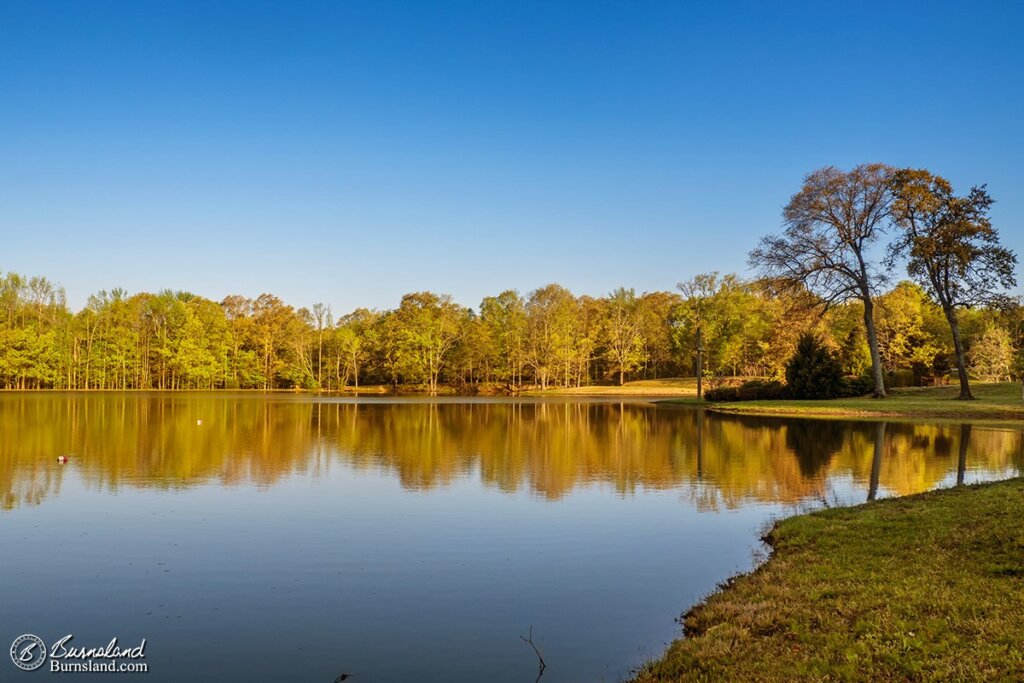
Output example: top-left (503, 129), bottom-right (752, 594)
top-left (944, 305), bottom-right (974, 400)
top-left (862, 297), bottom-right (887, 398)
top-left (317, 331), bottom-right (323, 388)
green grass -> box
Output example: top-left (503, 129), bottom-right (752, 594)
top-left (634, 478), bottom-right (1024, 682)
top-left (660, 382), bottom-right (1024, 420)
top-left (523, 377), bottom-right (699, 396)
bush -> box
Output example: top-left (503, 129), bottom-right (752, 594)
top-left (704, 375), bottom-right (870, 402)
top-left (705, 379), bottom-right (787, 402)
top-left (785, 333), bottom-right (845, 400)
top-left (736, 379), bottom-right (787, 401)
top-left (704, 386), bottom-right (740, 402)
top-left (837, 375), bottom-right (874, 397)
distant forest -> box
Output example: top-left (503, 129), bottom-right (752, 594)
top-left (2, 163), bottom-right (1019, 394)
top-left (0, 271), bottom-right (1019, 393)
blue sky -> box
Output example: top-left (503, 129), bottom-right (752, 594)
top-left (1, 1), bottom-right (1021, 313)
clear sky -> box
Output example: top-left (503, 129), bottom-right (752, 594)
top-left (1, 1), bottom-right (1021, 314)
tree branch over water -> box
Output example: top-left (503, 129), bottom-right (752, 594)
top-left (520, 626), bottom-right (546, 683)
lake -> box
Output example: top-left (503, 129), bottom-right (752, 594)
top-left (1, 394), bottom-right (1020, 682)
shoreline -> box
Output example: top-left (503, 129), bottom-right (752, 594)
top-left (633, 477), bottom-right (1024, 682)
top-left (3, 382), bottom-right (1024, 422)
top-left (696, 403), bottom-right (1024, 422)
top-left (656, 382), bottom-right (1024, 422)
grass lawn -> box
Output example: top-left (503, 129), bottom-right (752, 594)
top-left (523, 377), bottom-right (699, 396)
top-left (661, 382), bottom-right (1024, 420)
top-left (634, 478), bottom-right (1024, 682)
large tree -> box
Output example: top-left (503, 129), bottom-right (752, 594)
top-left (635, 291), bottom-right (683, 379)
top-left (676, 273), bottom-right (775, 379)
top-left (393, 292), bottom-right (467, 395)
top-left (750, 164), bottom-right (893, 397)
top-left (479, 290), bottom-right (527, 390)
top-left (524, 284), bottom-right (579, 389)
top-left (603, 288), bottom-right (645, 385)
top-left (889, 169), bottom-right (1017, 400)
top-left (333, 308), bottom-right (377, 389)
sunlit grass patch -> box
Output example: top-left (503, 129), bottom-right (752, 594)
top-left (525, 377), bottom-right (700, 396)
top-left (662, 382), bottom-right (1024, 420)
top-left (634, 478), bottom-right (1024, 682)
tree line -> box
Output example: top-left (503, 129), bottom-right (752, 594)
top-left (0, 164), bottom-right (1017, 395)
top-left (0, 270), bottom-right (1019, 394)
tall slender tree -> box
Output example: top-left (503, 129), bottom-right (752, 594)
top-left (889, 169), bottom-right (1017, 399)
top-left (312, 303), bottom-right (331, 389)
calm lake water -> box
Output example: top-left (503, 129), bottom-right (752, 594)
top-left (1, 394), bottom-right (1021, 682)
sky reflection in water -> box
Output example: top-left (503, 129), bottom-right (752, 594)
top-left (1, 394), bottom-right (1020, 682)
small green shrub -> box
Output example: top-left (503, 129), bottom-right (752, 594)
top-left (837, 375), bottom-right (873, 397)
top-left (736, 379), bottom-right (787, 401)
top-left (704, 386), bottom-right (740, 402)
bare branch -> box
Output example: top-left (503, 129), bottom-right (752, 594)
top-left (520, 626), bottom-right (547, 683)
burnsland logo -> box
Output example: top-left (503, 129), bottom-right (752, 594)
top-left (9, 635), bottom-right (46, 671)
top-left (9, 634), bottom-right (149, 674)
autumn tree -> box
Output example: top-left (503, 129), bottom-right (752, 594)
top-left (874, 282), bottom-right (945, 382)
top-left (750, 164), bottom-right (893, 397)
top-left (393, 292), bottom-right (467, 395)
top-left (889, 169), bottom-right (1017, 399)
top-left (172, 296), bottom-right (230, 388)
top-left (450, 312), bottom-right (492, 387)
top-left (479, 290), bottom-right (527, 389)
top-left (524, 284), bottom-right (579, 389)
top-left (146, 290), bottom-right (188, 389)
top-left (221, 295), bottom-right (262, 388)
top-left (311, 303), bottom-right (332, 388)
top-left (602, 288), bottom-right (645, 385)
top-left (635, 291), bottom-right (683, 379)
top-left (970, 324), bottom-right (1014, 382)
top-left (0, 273), bottom-right (70, 389)
top-left (231, 294), bottom-right (314, 389)
top-left (675, 273), bottom-right (716, 393)
top-left (333, 308), bottom-right (377, 389)
top-left (676, 273), bottom-right (782, 379)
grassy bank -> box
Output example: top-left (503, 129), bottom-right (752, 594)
top-left (661, 382), bottom-right (1024, 420)
top-left (635, 478), bottom-right (1024, 682)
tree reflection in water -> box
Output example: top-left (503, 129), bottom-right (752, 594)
top-left (1, 394), bottom-right (1020, 511)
